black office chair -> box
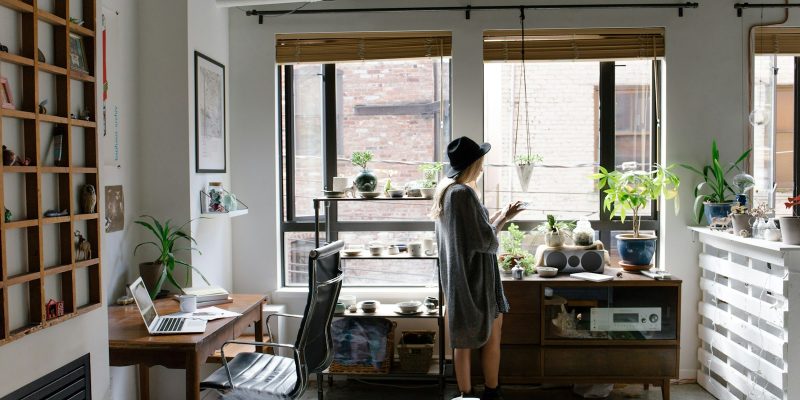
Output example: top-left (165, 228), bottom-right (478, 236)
top-left (201, 240), bottom-right (344, 399)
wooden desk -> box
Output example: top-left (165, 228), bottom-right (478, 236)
top-left (108, 294), bottom-right (267, 400)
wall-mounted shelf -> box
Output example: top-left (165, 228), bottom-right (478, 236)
top-left (202, 209), bottom-right (249, 218)
top-left (0, 0), bottom-right (100, 347)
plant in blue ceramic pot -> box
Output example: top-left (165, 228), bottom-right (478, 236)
top-left (351, 151), bottom-right (377, 192)
top-left (593, 164), bottom-right (679, 268)
top-left (680, 140), bottom-right (751, 225)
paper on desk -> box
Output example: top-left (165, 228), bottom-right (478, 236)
top-left (166, 306), bottom-right (242, 321)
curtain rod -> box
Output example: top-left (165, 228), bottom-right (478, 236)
top-left (735, 3), bottom-right (800, 17)
top-left (248, 2), bottom-right (699, 23)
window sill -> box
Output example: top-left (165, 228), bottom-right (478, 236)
top-left (273, 286), bottom-right (439, 303)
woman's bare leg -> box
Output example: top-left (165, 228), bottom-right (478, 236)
top-left (454, 348), bottom-right (472, 394)
top-left (481, 314), bottom-right (503, 388)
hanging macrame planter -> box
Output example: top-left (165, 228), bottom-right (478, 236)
top-left (511, 8), bottom-right (538, 193)
top-left (515, 162), bottom-right (535, 192)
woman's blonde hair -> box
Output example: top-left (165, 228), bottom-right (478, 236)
top-left (430, 157), bottom-right (485, 219)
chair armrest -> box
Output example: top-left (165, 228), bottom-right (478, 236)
top-left (264, 313), bottom-right (303, 345)
top-left (219, 340), bottom-right (302, 390)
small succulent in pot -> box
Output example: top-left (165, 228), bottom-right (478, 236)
top-left (535, 214), bottom-right (575, 248)
top-left (419, 162), bottom-right (443, 189)
top-left (729, 203), bottom-right (752, 237)
top-left (351, 151), bottom-right (377, 192)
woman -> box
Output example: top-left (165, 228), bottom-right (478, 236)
top-left (431, 136), bottom-right (524, 400)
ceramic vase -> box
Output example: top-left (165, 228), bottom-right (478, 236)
top-left (616, 233), bottom-right (657, 267)
top-left (354, 169), bottom-right (377, 192)
top-left (545, 231), bottom-right (564, 247)
top-left (731, 214), bottom-right (752, 237)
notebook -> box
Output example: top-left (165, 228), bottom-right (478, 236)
top-left (129, 277), bottom-right (207, 335)
top-left (570, 272), bottom-right (615, 282)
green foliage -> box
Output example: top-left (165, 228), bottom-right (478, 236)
top-left (500, 223), bottom-right (526, 255)
top-left (680, 140), bottom-right (751, 224)
top-left (134, 215), bottom-right (209, 299)
top-left (514, 154), bottom-right (543, 166)
top-left (350, 151), bottom-right (374, 170)
top-left (419, 162), bottom-right (443, 189)
top-left (535, 214), bottom-right (575, 234)
top-left (593, 164), bottom-right (680, 237)
top-left (384, 178), bottom-right (393, 191)
top-left (517, 255), bottom-right (537, 275)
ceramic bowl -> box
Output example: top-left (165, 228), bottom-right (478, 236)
top-left (387, 189), bottom-right (404, 198)
top-left (359, 191), bottom-right (382, 199)
top-left (537, 266), bottom-right (558, 278)
top-left (420, 187), bottom-right (435, 199)
top-left (334, 302), bottom-right (346, 314)
top-left (343, 247), bottom-right (363, 256)
top-left (397, 300), bottom-right (421, 313)
top-left (359, 300), bottom-right (379, 313)
top-left (369, 245), bottom-right (383, 256)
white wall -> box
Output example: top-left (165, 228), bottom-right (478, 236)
top-left (228, 0), bottom-right (800, 381)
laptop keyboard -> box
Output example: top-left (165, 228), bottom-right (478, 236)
top-left (156, 317), bottom-right (185, 332)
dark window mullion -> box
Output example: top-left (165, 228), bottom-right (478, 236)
top-left (284, 65), bottom-right (296, 222)
top-left (794, 57), bottom-right (800, 216)
top-left (323, 64), bottom-right (339, 242)
top-left (650, 59), bottom-right (662, 218)
top-left (598, 61), bottom-right (616, 248)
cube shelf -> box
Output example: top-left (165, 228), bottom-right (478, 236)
top-left (0, 0), bottom-right (100, 346)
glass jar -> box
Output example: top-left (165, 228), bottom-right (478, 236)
top-left (206, 182), bottom-right (224, 212)
top-left (573, 219), bottom-right (595, 246)
top-left (752, 218), bottom-right (766, 239)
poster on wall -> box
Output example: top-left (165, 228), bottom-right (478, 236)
top-left (101, 8), bottom-right (121, 168)
top-left (105, 185), bottom-right (124, 233)
top-left (194, 51), bottom-right (226, 173)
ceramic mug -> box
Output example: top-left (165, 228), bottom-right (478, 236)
top-left (179, 294), bottom-right (197, 313)
top-left (387, 245), bottom-right (400, 255)
top-left (332, 177), bottom-right (349, 192)
top-left (369, 245), bottom-right (383, 256)
top-left (422, 238), bottom-right (435, 256)
top-left (408, 242), bottom-right (423, 257)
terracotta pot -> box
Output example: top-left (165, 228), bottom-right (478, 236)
top-left (138, 262), bottom-right (164, 295)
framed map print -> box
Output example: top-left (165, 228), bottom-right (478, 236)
top-left (194, 51), bottom-right (226, 173)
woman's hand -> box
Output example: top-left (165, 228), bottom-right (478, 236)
top-left (493, 201), bottom-right (525, 230)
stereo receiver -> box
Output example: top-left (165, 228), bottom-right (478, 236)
top-left (590, 307), bottom-right (661, 331)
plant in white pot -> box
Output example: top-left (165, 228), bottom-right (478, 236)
top-left (780, 196), bottom-right (800, 245)
top-left (134, 215), bottom-right (210, 299)
top-left (515, 154), bottom-right (542, 193)
top-left (351, 151), bottom-right (377, 192)
top-left (593, 164), bottom-right (679, 270)
top-left (535, 214), bottom-right (574, 248)
top-left (680, 140), bottom-right (751, 225)
top-left (729, 203), bottom-right (751, 237)
top-left (418, 162), bottom-right (443, 198)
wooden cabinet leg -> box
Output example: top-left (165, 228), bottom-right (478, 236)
top-left (317, 372), bottom-right (324, 400)
top-left (661, 379), bottom-right (670, 400)
top-left (138, 364), bottom-right (149, 400)
top-left (644, 383), bottom-right (650, 390)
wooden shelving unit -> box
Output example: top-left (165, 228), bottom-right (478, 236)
top-left (0, 0), bottom-right (100, 346)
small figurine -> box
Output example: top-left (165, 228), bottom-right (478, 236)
top-left (69, 17), bottom-right (85, 26)
top-left (0, 43), bottom-right (7, 53)
top-left (2, 145), bottom-right (13, 166)
top-left (69, 113), bottom-right (76, 119)
top-left (46, 299), bottom-right (65, 320)
top-left (38, 99), bottom-right (47, 114)
top-left (78, 108), bottom-right (92, 121)
top-left (44, 209), bottom-right (68, 217)
top-left (4, 207), bottom-right (11, 223)
top-left (75, 230), bottom-right (92, 261)
top-left (37, 48), bottom-right (45, 63)
top-left (81, 184), bottom-right (97, 213)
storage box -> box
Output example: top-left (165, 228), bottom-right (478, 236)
top-left (330, 318), bottom-right (396, 374)
top-left (397, 331), bottom-right (436, 373)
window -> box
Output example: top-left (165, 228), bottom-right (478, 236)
top-left (280, 36), bottom-right (451, 286)
top-left (483, 29), bottom-right (662, 263)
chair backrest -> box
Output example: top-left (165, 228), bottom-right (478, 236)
top-left (294, 240), bottom-right (344, 375)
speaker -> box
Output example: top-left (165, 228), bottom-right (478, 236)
top-left (542, 249), bottom-right (605, 273)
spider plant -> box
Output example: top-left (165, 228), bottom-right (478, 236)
top-left (134, 215), bottom-right (209, 299)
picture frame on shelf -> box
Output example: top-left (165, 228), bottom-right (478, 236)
top-left (0, 77), bottom-right (14, 110)
top-left (194, 51), bottom-right (226, 173)
top-left (69, 33), bottom-right (90, 74)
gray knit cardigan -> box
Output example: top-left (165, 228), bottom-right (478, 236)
top-left (436, 183), bottom-right (501, 349)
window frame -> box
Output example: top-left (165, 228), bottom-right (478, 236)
top-left (279, 59), bottom-right (662, 287)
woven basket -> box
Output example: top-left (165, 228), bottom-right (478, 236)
top-left (397, 331), bottom-right (436, 373)
top-left (329, 320), bottom-right (396, 374)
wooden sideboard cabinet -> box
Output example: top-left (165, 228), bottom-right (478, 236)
top-left (471, 270), bottom-right (681, 399)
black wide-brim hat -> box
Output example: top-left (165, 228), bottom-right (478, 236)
top-left (445, 136), bottom-right (491, 178)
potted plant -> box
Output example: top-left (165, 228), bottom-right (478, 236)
top-left (134, 215), bottom-right (210, 299)
top-left (680, 140), bottom-right (751, 225)
top-left (515, 154), bottom-right (543, 193)
top-left (780, 196), bottom-right (800, 245)
top-left (384, 178), bottom-right (403, 198)
top-left (499, 223), bottom-right (532, 274)
top-left (351, 151), bottom-right (377, 192)
top-left (535, 214), bottom-right (575, 248)
top-left (729, 203), bottom-right (751, 237)
top-left (593, 164), bottom-right (679, 268)
top-left (418, 162), bottom-right (443, 198)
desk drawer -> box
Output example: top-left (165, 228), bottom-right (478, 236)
top-left (501, 313), bottom-right (540, 344)
top-left (503, 281), bottom-right (540, 313)
top-left (542, 347), bottom-right (677, 377)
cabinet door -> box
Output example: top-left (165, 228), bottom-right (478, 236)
top-left (542, 347), bottom-right (677, 377)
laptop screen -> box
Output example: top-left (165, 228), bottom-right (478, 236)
top-left (131, 279), bottom-right (158, 328)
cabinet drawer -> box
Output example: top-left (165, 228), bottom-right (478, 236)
top-left (542, 347), bottom-right (677, 377)
top-left (501, 313), bottom-right (540, 344)
top-left (503, 281), bottom-right (540, 313)
top-left (471, 345), bottom-right (541, 378)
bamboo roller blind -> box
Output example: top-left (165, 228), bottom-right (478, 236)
top-left (276, 32), bottom-right (452, 63)
top-left (483, 28), bottom-right (665, 61)
top-left (754, 28), bottom-right (800, 54)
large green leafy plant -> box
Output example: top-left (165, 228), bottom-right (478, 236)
top-left (680, 140), bottom-right (751, 224)
top-left (499, 223), bottom-right (534, 274)
top-left (134, 215), bottom-right (209, 298)
top-left (593, 164), bottom-right (680, 238)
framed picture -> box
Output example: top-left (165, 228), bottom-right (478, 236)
top-left (194, 51), bottom-right (226, 173)
top-left (69, 33), bottom-right (89, 74)
top-left (0, 77), bottom-right (14, 110)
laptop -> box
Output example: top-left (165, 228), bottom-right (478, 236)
top-left (129, 277), bottom-right (207, 335)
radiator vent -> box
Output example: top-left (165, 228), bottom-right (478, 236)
top-left (2, 354), bottom-right (91, 400)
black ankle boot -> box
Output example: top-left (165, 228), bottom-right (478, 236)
top-left (480, 385), bottom-right (504, 400)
